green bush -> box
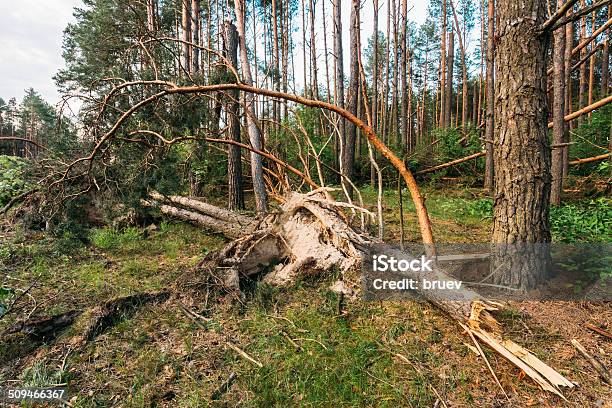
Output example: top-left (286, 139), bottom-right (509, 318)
top-left (0, 155), bottom-right (29, 207)
top-left (550, 198), bottom-right (611, 242)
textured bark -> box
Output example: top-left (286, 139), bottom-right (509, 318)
top-left (308, 0), bottom-right (319, 100)
top-left (370, 0), bottom-right (380, 186)
top-left (223, 21), bottom-right (244, 211)
top-left (578, 2), bottom-right (587, 125)
top-left (191, 0), bottom-right (200, 73)
top-left (492, 0), bottom-right (551, 289)
top-left (343, 0), bottom-right (360, 195)
top-left (233, 0), bottom-right (269, 215)
top-left (449, 0), bottom-right (468, 130)
top-left (445, 30), bottom-right (455, 128)
top-left (588, 11), bottom-right (596, 114)
top-left (484, 0), bottom-right (495, 192)
top-left (271, 0), bottom-right (280, 126)
top-left (400, 0), bottom-right (408, 150)
top-left (146, 0), bottom-right (156, 32)
top-left (333, 0), bottom-right (346, 175)
top-left (564, 17), bottom-right (573, 174)
top-left (440, 0), bottom-right (447, 127)
top-left (602, 6), bottom-right (611, 96)
top-left (551, 0), bottom-right (567, 207)
top-left (181, 0), bottom-right (191, 74)
top-left (390, 0), bottom-right (400, 141)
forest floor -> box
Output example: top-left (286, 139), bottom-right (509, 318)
top-left (0, 186), bottom-right (610, 407)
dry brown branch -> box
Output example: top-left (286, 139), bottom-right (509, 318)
top-left (0, 137), bottom-right (47, 150)
top-left (548, 94), bottom-right (612, 128)
top-left (569, 153), bottom-right (611, 165)
top-left (540, 0), bottom-right (580, 33)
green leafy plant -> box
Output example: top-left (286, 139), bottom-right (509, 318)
top-left (0, 286), bottom-right (13, 316)
top-left (0, 155), bottom-right (29, 207)
top-left (550, 198), bottom-right (611, 242)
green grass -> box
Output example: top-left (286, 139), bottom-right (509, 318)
top-left (3, 190), bottom-right (610, 407)
top-left (90, 227), bottom-right (143, 251)
top-left (227, 283), bottom-right (439, 407)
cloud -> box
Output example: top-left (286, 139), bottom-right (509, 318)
top-left (0, 0), bottom-right (82, 105)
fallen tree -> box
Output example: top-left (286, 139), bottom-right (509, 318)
top-left (144, 189), bottom-right (575, 398)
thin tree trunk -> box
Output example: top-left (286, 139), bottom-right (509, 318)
top-left (333, 0), bottom-right (346, 175)
top-left (392, 0), bottom-right (400, 143)
top-left (445, 30), bottom-right (455, 128)
top-left (478, 0), bottom-right (485, 126)
top-left (601, 6), bottom-right (611, 96)
top-left (224, 21), bottom-right (244, 211)
top-left (440, 0), bottom-right (447, 127)
top-left (344, 0), bottom-right (360, 196)
top-left (382, 0), bottom-right (392, 144)
top-left (578, 1), bottom-right (587, 125)
top-left (322, 0), bottom-right (332, 104)
top-left (484, 0), bottom-right (495, 192)
top-left (309, 0), bottom-right (319, 100)
top-left (181, 0), bottom-right (192, 74)
top-left (588, 11), bottom-right (596, 119)
top-left (449, 0), bottom-right (468, 130)
top-left (191, 0), bottom-right (200, 73)
top-left (371, 0), bottom-right (380, 186)
top-left (271, 0), bottom-right (280, 128)
top-left (564, 15), bottom-right (573, 176)
top-left (233, 0), bottom-right (268, 215)
top-left (399, 0), bottom-right (408, 151)
top-left (146, 0), bottom-right (156, 32)
top-left (551, 0), bottom-right (567, 206)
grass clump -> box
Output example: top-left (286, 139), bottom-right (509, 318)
top-left (90, 227), bottom-right (143, 250)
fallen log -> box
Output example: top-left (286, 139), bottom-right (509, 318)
top-left (416, 151), bottom-right (486, 175)
top-left (141, 197), bottom-right (257, 239)
top-left (548, 95), bottom-right (612, 128)
top-left (146, 190), bottom-right (574, 398)
top-left (148, 191), bottom-right (258, 232)
top-left (569, 153), bottom-right (611, 166)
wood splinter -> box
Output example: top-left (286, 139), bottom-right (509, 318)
top-left (571, 339), bottom-right (612, 385)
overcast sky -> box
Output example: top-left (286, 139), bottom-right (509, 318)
top-left (0, 0), bottom-right (82, 106)
top-left (0, 0), bottom-right (429, 107)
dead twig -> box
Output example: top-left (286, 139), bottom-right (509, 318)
top-left (571, 339), bottom-right (611, 385)
top-left (585, 324), bottom-right (612, 341)
top-left (210, 372), bottom-right (237, 400)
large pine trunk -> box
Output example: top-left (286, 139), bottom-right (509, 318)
top-left (491, 0), bottom-right (552, 289)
